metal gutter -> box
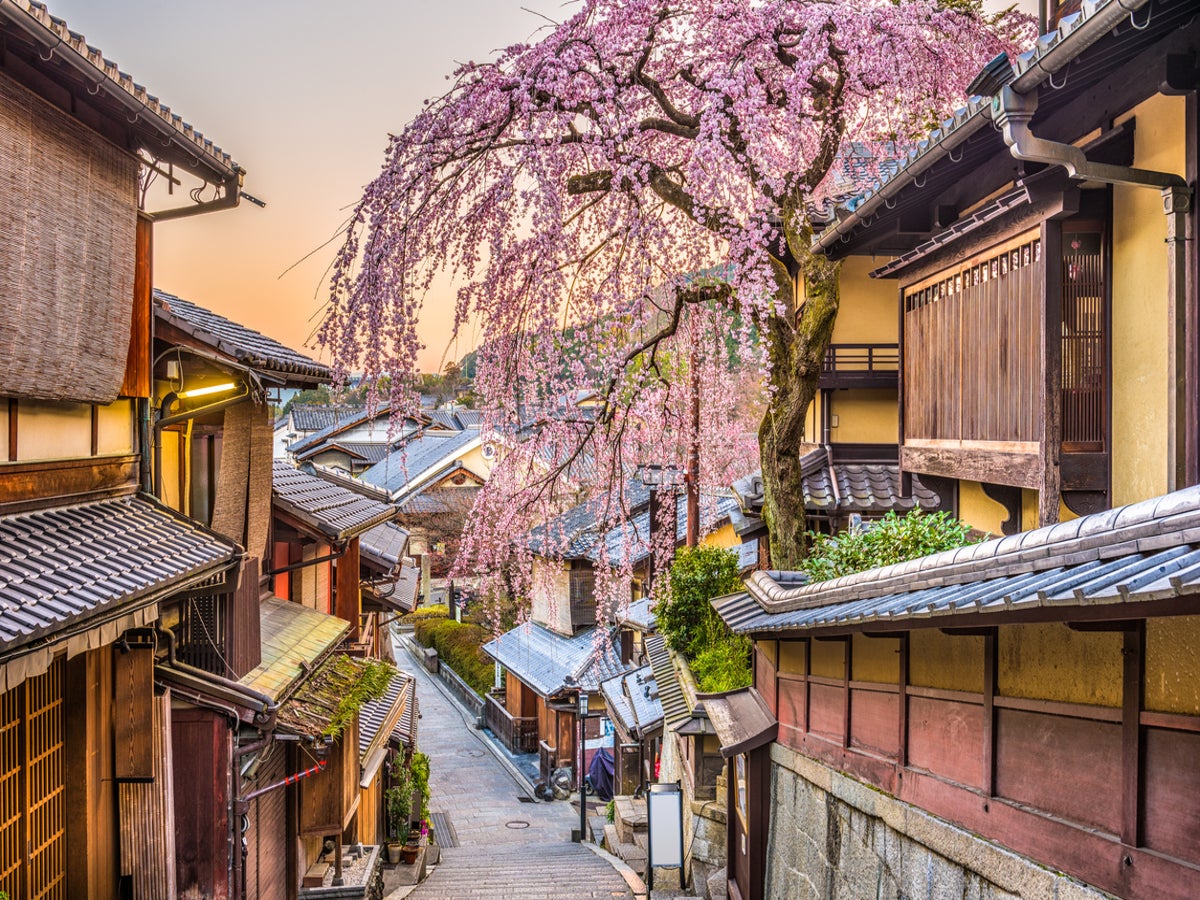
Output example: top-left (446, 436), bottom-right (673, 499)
top-left (811, 0), bottom-right (1156, 254)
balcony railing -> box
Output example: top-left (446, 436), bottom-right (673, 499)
top-left (484, 691), bottom-right (539, 754)
top-left (819, 343), bottom-right (899, 389)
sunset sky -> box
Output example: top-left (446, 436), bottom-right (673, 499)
top-left (58, 0), bottom-right (1035, 375)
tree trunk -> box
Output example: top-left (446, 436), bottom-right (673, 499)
top-left (758, 243), bottom-right (840, 570)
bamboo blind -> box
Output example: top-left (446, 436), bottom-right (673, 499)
top-left (0, 69), bottom-right (138, 404)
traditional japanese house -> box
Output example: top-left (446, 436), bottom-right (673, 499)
top-left (482, 621), bottom-right (626, 781)
top-left (707, 3), bottom-right (1200, 899)
top-left (0, 2), bottom-right (249, 896)
top-left (358, 520), bottom-right (422, 619)
top-left (356, 669), bottom-right (418, 846)
top-left (286, 403), bottom-right (431, 474)
top-left (274, 405), bottom-right (359, 459)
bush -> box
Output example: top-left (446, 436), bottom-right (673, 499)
top-left (656, 545), bottom-right (742, 659)
top-left (799, 510), bottom-right (976, 584)
top-left (402, 604), bottom-right (450, 626)
top-left (690, 633), bottom-right (753, 693)
top-left (414, 618), bottom-right (494, 695)
top-left (410, 750), bottom-right (432, 823)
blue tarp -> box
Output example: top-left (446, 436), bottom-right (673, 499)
top-left (588, 747), bottom-right (614, 801)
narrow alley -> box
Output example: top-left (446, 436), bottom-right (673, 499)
top-left (391, 633), bottom-right (640, 900)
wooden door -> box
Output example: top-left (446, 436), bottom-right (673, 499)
top-left (728, 748), bottom-right (769, 900)
top-left (0, 659), bottom-right (67, 899)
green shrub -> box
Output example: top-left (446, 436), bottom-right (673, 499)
top-left (416, 618), bottom-right (494, 695)
top-left (605, 799), bottom-right (616, 823)
top-left (691, 634), bottom-right (753, 693)
top-left (656, 545), bottom-right (742, 659)
top-left (403, 604), bottom-right (450, 626)
top-left (799, 510), bottom-right (976, 584)
top-left (410, 750), bottom-right (432, 822)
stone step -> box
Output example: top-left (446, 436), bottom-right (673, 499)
top-left (613, 796), bottom-right (647, 844)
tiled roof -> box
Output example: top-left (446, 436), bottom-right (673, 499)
top-left (285, 406), bottom-right (359, 433)
top-left (154, 290), bottom-right (329, 382)
top-left (644, 635), bottom-right (692, 732)
top-left (482, 622), bottom-right (627, 697)
top-left (275, 654), bottom-right (384, 740)
top-left (397, 486), bottom-right (479, 516)
top-left (600, 665), bottom-right (663, 739)
top-left (295, 440), bottom-right (392, 465)
top-left (0, 495), bottom-right (239, 651)
top-left (592, 493), bottom-right (740, 567)
top-left (0, 1), bottom-right (237, 178)
top-left (359, 522), bottom-right (410, 572)
top-left (272, 461), bottom-right (397, 541)
top-left (619, 597), bottom-right (656, 632)
top-left (359, 669), bottom-right (414, 762)
top-left (359, 429), bottom-right (482, 498)
top-left (811, 0), bottom-right (1163, 254)
top-left (714, 485), bottom-right (1200, 636)
top-left (239, 596), bottom-right (349, 701)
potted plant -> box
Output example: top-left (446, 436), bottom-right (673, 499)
top-left (384, 752), bottom-right (413, 865)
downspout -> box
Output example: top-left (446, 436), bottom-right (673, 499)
top-left (993, 84), bottom-right (1193, 490)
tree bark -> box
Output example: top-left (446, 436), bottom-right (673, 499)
top-left (758, 238), bottom-right (840, 570)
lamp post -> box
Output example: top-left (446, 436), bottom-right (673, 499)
top-left (578, 690), bottom-right (589, 843)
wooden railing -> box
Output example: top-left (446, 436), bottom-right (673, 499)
top-left (539, 740), bottom-right (558, 783)
top-left (483, 691), bottom-right (539, 754)
top-left (819, 343), bottom-right (899, 389)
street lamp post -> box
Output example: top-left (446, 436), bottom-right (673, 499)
top-left (578, 690), bottom-right (589, 843)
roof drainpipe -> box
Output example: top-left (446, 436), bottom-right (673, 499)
top-left (993, 84), bottom-right (1193, 490)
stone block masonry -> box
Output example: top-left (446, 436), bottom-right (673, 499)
top-left (766, 745), bottom-right (1114, 900)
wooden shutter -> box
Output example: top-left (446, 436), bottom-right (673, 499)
top-left (114, 644), bottom-right (154, 782)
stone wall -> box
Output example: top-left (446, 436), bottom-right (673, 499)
top-left (767, 744), bottom-right (1114, 900)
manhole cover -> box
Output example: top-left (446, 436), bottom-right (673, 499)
top-left (505, 820), bottom-right (530, 829)
top-left (456, 748), bottom-right (485, 758)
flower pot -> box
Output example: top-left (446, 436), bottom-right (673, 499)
top-left (386, 842), bottom-right (403, 865)
top-left (401, 843), bottom-right (420, 865)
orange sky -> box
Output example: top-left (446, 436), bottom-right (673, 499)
top-left (59, 0), bottom-right (1036, 376)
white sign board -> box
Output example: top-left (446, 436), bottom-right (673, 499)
top-left (737, 538), bottom-right (759, 570)
top-left (647, 783), bottom-right (684, 869)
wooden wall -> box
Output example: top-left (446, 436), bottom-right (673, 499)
top-left (757, 617), bottom-right (1200, 899)
top-left (172, 708), bottom-right (231, 900)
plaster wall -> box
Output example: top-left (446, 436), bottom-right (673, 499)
top-left (16, 399), bottom-right (91, 460)
top-left (701, 522), bottom-right (741, 550)
top-left (1145, 615), bottom-right (1200, 715)
top-left (530, 557), bottom-right (573, 635)
top-left (96, 401), bottom-right (134, 454)
top-left (908, 630), bottom-right (983, 694)
top-left (457, 442), bottom-right (495, 480)
top-left (831, 258), bottom-right (899, 343)
top-left (956, 480), bottom-right (1007, 536)
top-left (809, 639), bottom-right (844, 680)
top-left (827, 390), bottom-right (898, 444)
top-left (997, 623), bottom-right (1121, 708)
top-left (766, 744), bottom-right (1110, 900)
top-left (1110, 93), bottom-right (1185, 507)
top-left (850, 634), bottom-right (899, 684)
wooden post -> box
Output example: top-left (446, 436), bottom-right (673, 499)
top-left (1165, 186), bottom-right (1194, 492)
top-left (842, 637), bottom-right (852, 750)
top-left (897, 634), bottom-right (909, 768)
top-left (1121, 623), bottom-right (1144, 847)
top-left (983, 629), bottom-right (997, 797)
top-left (1039, 220), bottom-right (1063, 526)
top-left (336, 538), bottom-right (361, 641)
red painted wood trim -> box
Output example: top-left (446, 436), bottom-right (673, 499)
top-left (898, 634), bottom-right (909, 768)
top-left (806, 675), bottom-right (844, 688)
top-left (993, 694), bottom-right (1122, 724)
top-left (843, 636), bottom-right (853, 749)
top-left (802, 639), bottom-right (811, 734)
top-left (906, 685), bottom-right (984, 706)
top-left (1121, 624), bottom-right (1144, 847)
top-left (983, 629), bottom-right (996, 797)
top-left (849, 680), bottom-right (901, 695)
top-left (1139, 710), bottom-right (1200, 733)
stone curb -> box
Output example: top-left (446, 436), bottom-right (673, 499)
top-left (398, 633), bottom-right (540, 800)
top-left (582, 840), bottom-right (649, 899)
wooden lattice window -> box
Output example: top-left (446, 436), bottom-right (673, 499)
top-left (0, 659), bottom-right (66, 900)
top-left (569, 566), bottom-right (596, 631)
top-left (1061, 225), bottom-right (1107, 449)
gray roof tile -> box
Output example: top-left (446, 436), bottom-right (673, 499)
top-left (359, 430), bottom-right (481, 498)
top-left (272, 461), bottom-right (397, 540)
top-left (0, 495), bottom-right (238, 650)
top-left (359, 522), bottom-right (410, 571)
top-left (482, 622), bottom-right (627, 697)
top-left (600, 665), bottom-right (663, 738)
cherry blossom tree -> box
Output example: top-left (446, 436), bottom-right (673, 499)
top-left (322, 0), bottom-right (1031, 572)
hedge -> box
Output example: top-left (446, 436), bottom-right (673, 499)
top-left (413, 618), bottom-right (494, 696)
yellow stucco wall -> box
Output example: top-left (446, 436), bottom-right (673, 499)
top-left (16, 400), bottom-right (91, 460)
top-left (832, 257), bottom-right (899, 343)
top-left (778, 640), bottom-right (806, 675)
top-left (998, 623), bottom-right (1122, 708)
top-left (1145, 616), bottom-right (1200, 715)
top-left (810, 639), bottom-right (845, 679)
top-left (96, 401), bottom-right (134, 454)
top-left (851, 633), bottom-right (899, 684)
top-left (701, 522), bottom-right (740, 550)
top-left (909, 629), bottom-right (984, 693)
top-left (458, 443), bottom-right (496, 480)
top-left (828, 390), bottom-right (898, 443)
top-left (1111, 93), bottom-right (1186, 506)
top-left (530, 557), bottom-right (572, 634)
top-left (160, 431), bottom-right (182, 512)
top-left (956, 481), bottom-right (1005, 536)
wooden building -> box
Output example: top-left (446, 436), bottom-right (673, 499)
top-left (0, 3), bottom-right (246, 897)
top-left (711, 3), bottom-right (1200, 899)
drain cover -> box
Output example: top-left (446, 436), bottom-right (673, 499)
top-left (517, 796), bottom-right (535, 803)
top-left (505, 820), bottom-right (530, 829)
top-left (429, 812), bottom-right (459, 848)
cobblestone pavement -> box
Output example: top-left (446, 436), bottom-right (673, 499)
top-left (393, 634), bottom-right (637, 900)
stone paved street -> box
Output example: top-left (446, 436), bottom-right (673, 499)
top-left (392, 634), bottom-right (639, 899)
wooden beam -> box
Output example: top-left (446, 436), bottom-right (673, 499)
top-left (335, 537), bottom-right (361, 641)
top-left (90, 404), bottom-right (99, 456)
top-left (898, 634), bottom-right (909, 768)
top-left (1121, 624), bottom-right (1144, 848)
top-left (1040, 218), bottom-right (1063, 526)
top-left (842, 636), bottom-right (852, 750)
top-left (900, 445), bottom-right (1041, 490)
top-left (0, 455), bottom-right (138, 513)
top-left (983, 629), bottom-right (997, 797)
top-left (7, 397), bottom-right (16, 461)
